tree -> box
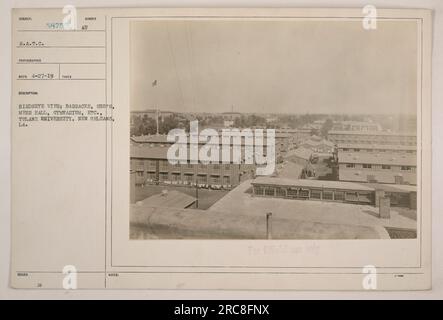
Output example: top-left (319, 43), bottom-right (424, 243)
top-left (320, 118), bottom-right (334, 137)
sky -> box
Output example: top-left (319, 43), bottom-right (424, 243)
top-left (130, 19), bottom-right (418, 115)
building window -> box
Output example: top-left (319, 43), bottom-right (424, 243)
top-left (224, 164), bottom-right (231, 170)
top-left (346, 163), bottom-right (355, 168)
top-left (276, 187), bottom-right (286, 197)
top-left (159, 173), bottom-right (168, 181)
top-left (401, 166), bottom-right (412, 171)
top-left (345, 192), bottom-right (358, 201)
top-left (287, 188), bottom-right (297, 198)
top-left (382, 165), bottom-right (391, 169)
top-left (160, 160), bottom-right (168, 168)
top-left (210, 175), bottom-right (219, 185)
top-left (323, 191), bottom-right (333, 200)
top-left (171, 173), bottom-right (180, 181)
top-left (362, 164), bottom-right (372, 169)
top-left (264, 187), bottom-right (275, 196)
top-left (299, 189), bottom-right (310, 198)
top-left (213, 164), bottom-right (220, 170)
top-left (197, 174), bottom-right (207, 184)
top-left (254, 186), bottom-right (264, 195)
top-left (137, 171), bottom-right (143, 177)
top-left (334, 191), bottom-right (344, 201)
top-left (223, 176), bottom-right (230, 185)
top-left (311, 189), bottom-right (321, 199)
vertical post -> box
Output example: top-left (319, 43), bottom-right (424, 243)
top-left (195, 184), bottom-right (199, 209)
top-left (156, 108), bottom-right (159, 135)
top-left (266, 212), bottom-right (272, 239)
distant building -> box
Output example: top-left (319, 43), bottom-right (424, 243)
top-left (250, 177), bottom-right (416, 209)
top-left (223, 119), bottom-right (234, 127)
top-left (276, 128), bottom-right (312, 142)
top-left (299, 137), bottom-right (335, 153)
top-left (221, 112), bottom-right (242, 120)
top-left (284, 147), bottom-right (313, 166)
top-left (251, 177), bottom-right (374, 205)
top-left (338, 152), bottom-right (416, 185)
top-left (328, 130), bottom-right (416, 146)
top-left (337, 143), bottom-right (416, 155)
top-left (332, 121), bottom-right (381, 132)
top-left (131, 133), bottom-right (289, 163)
top-left (130, 144), bottom-right (256, 189)
top-left (136, 190), bottom-right (196, 209)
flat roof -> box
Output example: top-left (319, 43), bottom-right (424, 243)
top-left (300, 139), bottom-right (334, 148)
top-left (137, 190), bottom-right (196, 208)
top-left (131, 144), bottom-right (245, 162)
top-left (251, 177), bottom-right (375, 191)
top-left (338, 169), bottom-right (416, 185)
top-left (328, 130), bottom-right (416, 137)
top-left (362, 183), bottom-right (416, 193)
top-left (337, 143), bottom-right (417, 151)
top-left (131, 133), bottom-right (280, 145)
top-left (339, 152), bottom-right (416, 166)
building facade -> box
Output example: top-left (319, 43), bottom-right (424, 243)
top-left (338, 152), bottom-right (416, 185)
top-left (328, 130), bottom-right (417, 146)
top-left (251, 177), bottom-right (374, 205)
top-left (337, 143), bottom-right (416, 155)
top-left (130, 144), bottom-right (256, 189)
top-left (251, 177), bottom-right (416, 209)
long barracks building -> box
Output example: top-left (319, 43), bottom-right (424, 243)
top-left (130, 144), bottom-right (256, 189)
top-left (251, 177), bottom-right (416, 209)
top-left (338, 152), bottom-right (416, 185)
top-left (328, 130), bottom-right (416, 146)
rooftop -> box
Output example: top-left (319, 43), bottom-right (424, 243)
top-left (337, 143), bottom-right (417, 151)
top-left (136, 190), bottom-right (196, 208)
top-left (209, 180), bottom-right (416, 232)
top-left (131, 144), bottom-right (250, 162)
top-left (300, 138), bottom-right (335, 148)
top-left (285, 147), bottom-right (313, 160)
top-left (251, 176), bottom-right (375, 191)
top-left (329, 130), bottom-right (416, 137)
top-left (339, 169), bottom-right (416, 185)
top-left (339, 152), bottom-right (416, 166)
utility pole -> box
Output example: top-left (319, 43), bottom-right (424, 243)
top-left (266, 212), bottom-right (272, 239)
top-left (195, 184), bottom-right (199, 209)
top-left (156, 108), bottom-right (159, 135)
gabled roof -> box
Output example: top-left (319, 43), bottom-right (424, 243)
top-left (286, 147), bottom-right (313, 160)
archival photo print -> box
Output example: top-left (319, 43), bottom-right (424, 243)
top-left (129, 19), bottom-right (418, 240)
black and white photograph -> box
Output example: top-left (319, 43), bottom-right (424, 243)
top-left (129, 19), bottom-right (419, 240)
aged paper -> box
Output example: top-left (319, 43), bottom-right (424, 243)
top-left (10, 7), bottom-right (432, 290)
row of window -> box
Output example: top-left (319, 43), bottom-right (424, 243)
top-left (330, 134), bottom-right (415, 140)
top-left (331, 139), bottom-right (416, 146)
top-left (137, 171), bottom-right (231, 185)
top-left (253, 186), bottom-right (372, 203)
top-left (134, 160), bottom-right (233, 170)
top-left (344, 163), bottom-right (414, 171)
top-left (340, 148), bottom-right (415, 154)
